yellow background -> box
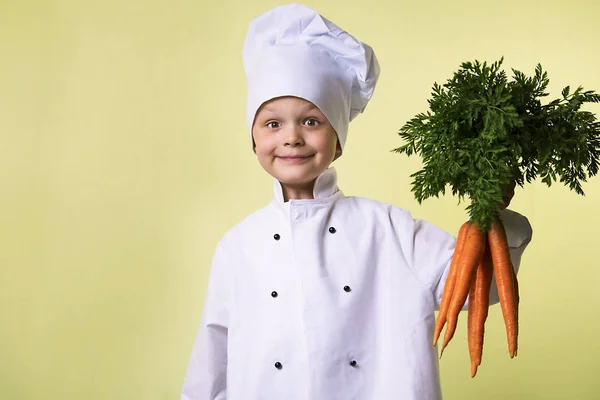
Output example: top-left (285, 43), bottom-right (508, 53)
top-left (2, 0), bottom-right (599, 398)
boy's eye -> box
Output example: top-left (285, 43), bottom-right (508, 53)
top-left (304, 118), bottom-right (319, 126)
top-left (266, 121), bottom-right (281, 129)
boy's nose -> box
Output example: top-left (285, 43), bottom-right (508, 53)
top-left (284, 125), bottom-right (304, 146)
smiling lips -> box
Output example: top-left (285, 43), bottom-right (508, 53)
top-left (277, 155), bottom-right (314, 163)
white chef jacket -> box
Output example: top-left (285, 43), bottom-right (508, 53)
top-left (181, 167), bottom-right (533, 400)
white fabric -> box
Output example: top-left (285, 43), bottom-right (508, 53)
top-left (242, 3), bottom-right (380, 157)
top-left (181, 167), bottom-right (533, 400)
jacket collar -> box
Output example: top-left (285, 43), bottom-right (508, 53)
top-left (273, 167), bottom-right (340, 204)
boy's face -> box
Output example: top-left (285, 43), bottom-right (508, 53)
top-left (252, 96), bottom-right (341, 199)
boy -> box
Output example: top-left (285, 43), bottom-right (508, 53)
top-left (181, 4), bottom-right (532, 399)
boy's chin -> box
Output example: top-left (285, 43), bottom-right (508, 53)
top-left (273, 172), bottom-right (320, 189)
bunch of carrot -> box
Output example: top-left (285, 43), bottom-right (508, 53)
top-left (433, 217), bottom-right (519, 378)
top-left (394, 57), bottom-right (599, 377)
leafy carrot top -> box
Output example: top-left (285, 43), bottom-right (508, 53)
top-left (393, 58), bottom-right (600, 231)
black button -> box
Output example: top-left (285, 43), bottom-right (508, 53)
top-left (271, 291), bottom-right (278, 298)
top-left (273, 234), bottom-right (280, 240)
top-left (274, 362), bottom-right (282, 369)
top-left (329, 227), bottom-right (336, 234)
top-left (344, 286), bottom-right (351, 292)
top-left (350, 360), bottom-right (357, 367)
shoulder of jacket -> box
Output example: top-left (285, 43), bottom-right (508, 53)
top-left (340, 195), bottom-right (413, 217)
top-left (216, 204), bottom-right (276, 246)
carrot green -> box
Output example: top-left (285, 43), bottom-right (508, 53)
top-left (393, 58), bottom-right (600, 231)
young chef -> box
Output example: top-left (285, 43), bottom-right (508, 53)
top-left (181, 3), bottom-right (533, 399)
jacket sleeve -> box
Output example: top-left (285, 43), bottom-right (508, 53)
top-left (181, 241), bottom-right (231, 400)
top-left (396, 207), bottom-right (533, 309)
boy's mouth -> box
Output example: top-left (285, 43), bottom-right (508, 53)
top-left (277, 155), bottom-right (314, 163)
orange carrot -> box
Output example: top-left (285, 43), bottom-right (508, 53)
top-left (488, 218), bottom-right (518, 358)
top-left (467, 246), bottom-right (494, 377)
top-left (440, 223), bottom-right (486, 356)
top-left (433, 221), bottom-right (471, 347)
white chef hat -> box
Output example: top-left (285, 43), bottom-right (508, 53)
top-left (242, 3), bottom-right (380, 159)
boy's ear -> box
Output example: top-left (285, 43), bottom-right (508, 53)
top-left (333, 140), bottom-right (342, 160)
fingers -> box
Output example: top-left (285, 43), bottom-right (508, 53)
top-left (500, 181), bottom-right (516, 210)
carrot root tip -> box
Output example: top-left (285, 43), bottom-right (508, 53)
top-left (439, 344), bottom-right (448, 359)
top-left (471, 362), bottom-right (478, 378)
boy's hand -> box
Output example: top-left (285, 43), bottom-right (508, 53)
top-left (499, 181), bottom-right (516, 210)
